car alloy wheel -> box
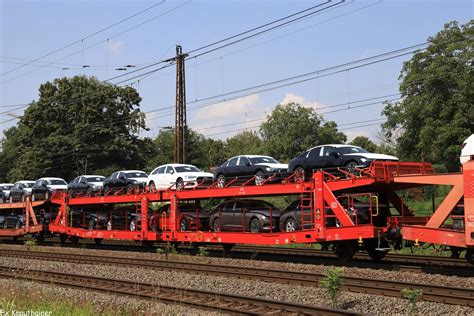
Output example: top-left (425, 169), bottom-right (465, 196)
top-left (130, 219), bottom-right (136, 231)
top-left (217, 175), bottom-right (225, 188)
top-left (126, 184), bottom-right (134, 194)
top-left (255, 171), bottom-right (265, 186)
top-left (294, 167), bottom-right (305, 182)
top-left (345, 161), bottom-right (358, 174)
top-left (249, 218), bottom-right (261, 233)
top-left (212, 218), bottom-right (220, 232)
top-left (176, 178), bottom-right (184, 190)
top-left (88, 219), bottom-right (95, 230)
top-left (9, 196), bottom-right (12, 204)
top-left (86, 187), bottom-right (92, 195)
top-left (180, 218), bottom-right (188, 232)
top-left (149, 182), bottom-right (156, 192)
top-left (285, 218), bottom-right (297, 232)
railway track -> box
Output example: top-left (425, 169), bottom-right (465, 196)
top-left (0, 266), bottom-right (359, 315)
top-left (1, 249), bottom-right (472, 307)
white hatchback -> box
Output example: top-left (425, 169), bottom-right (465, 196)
top-left (148, 164), bottom-right (213, 190)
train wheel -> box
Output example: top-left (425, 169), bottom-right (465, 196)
top-left (70, 236), bottom-right (79, 245)
top-left (334, 241), bottom-right (358, 262)
top-left (367, 248), bottom-right (387, 262)
top-left (466, 250), bottom-right (474, 265)
top-left (59, 234), bottom-right (67, 244)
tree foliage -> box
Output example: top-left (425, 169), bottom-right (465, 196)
top-left (4, 76), bottom-right (150, 181)
top-left (224, 130), bottom-right (263, 158)
top-left (349, 136), bottom-right (378, 153)
top-left (382, 21), bottom-right (473, 171)
top-left (260, 103), bottom-right (346, 162)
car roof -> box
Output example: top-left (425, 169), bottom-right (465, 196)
top-left (307, 144), bottom-right (362, 151)
top-left (117, 170), bottom-right (146, 173)
top-left (0, 183), bottom-right (13, 185)
top-left (230, 155), bottom-right (274, 159)
top-left (15, 180), bottom-right (35, 184)
top-left (80, 175), bottom-right (105, 178)
top-left (157, 164), bottom-right (197, 168)
top-left (38, 177), bottom-right (66, 181)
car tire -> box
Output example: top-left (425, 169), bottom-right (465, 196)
top-left (9, 196), bottom-right (12, 204)
top-left (212, 218), bottom-right (220, 232)
top-left (217, 175), bottom-right (225, 188)
top-left (126, 184), bottom-right (134, 194)
top-left (130, 219), bottom-right (137, 231)
top-left (285, 218), bottom-right (297, 232)
top-left (149, 181), bottom-right (156, 192)
top-left (255, 171), bottom-right (265, 186)
top-left (106, 219), bottom-right (113, 231)
top-left (294, 167), bottom-right (305, 182)
top-left (31, 194), bottom-right (36, 202)
top-left (180, 218), bottom-right (188, 232)
top-left (345, 161), bottom-right (358, 175)
top-left (88, 219), bottom-right (95, 230)
top-left (175, 178), bottom-right (184, 191)
top-left (249, 218), bottom-right (261, 233)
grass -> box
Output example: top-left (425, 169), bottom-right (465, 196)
top-left (0, 283), bottom-right (132, 315)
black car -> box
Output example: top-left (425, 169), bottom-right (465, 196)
top-left (213, 155), bottom-right (288, 187)
top-left (0, 211), bottom-right (24, 229)
top-left (149, 202), bottom-right (210, 232)
top-left (67, 175), bottom-right (105, 195)
top-left (103, 170), bottom-right (148, 194)
top-left (209, 199), bottom-right (280, 233)
top-left (9, 181), bottom-right (35, 203)
top-left (31, 178), bottom-right (68, 201)
top-left (288, 145), bottom-right (398, 178)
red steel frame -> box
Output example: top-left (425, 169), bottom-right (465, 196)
top-left (400, 160), bottom-right (473, 249)
top-left (0, 199), bottom-right (46, 236)
top-left (6, 160), bottom-right (472, 252)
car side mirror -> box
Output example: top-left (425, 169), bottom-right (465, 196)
top-left (329, 152), bottom-right (339, 158)
top-left (119, 175), bottom-right (126, 180)
top-left (170, 170), bottom-right (175, 174)
top-left (246, 162), bottom-right (251, 167)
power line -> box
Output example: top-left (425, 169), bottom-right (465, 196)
top-left (107, 0), bottom-right (345, 84)
top-left (0, 1), bottom-right (165, 77)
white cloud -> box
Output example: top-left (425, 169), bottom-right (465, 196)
top-left (108, 40), bottom-right (124, 56)
top-left (280, 93), bottom-right (321, 109)
top-left (195, 94), bottom-right (260, 121)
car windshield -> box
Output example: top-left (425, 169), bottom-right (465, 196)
top-left (242, 200), bottom-right (275, 209)
top-left (86, 177), bottom-right (105, 182)
top-left (124, 172), bottom-right (147, 178)
top-left (47, 179), bottom-right (67, 185)
top-left (175, 165), bottom-right (201, 173)
top-left (337, 146), bottom-right (369, 154)
top-left (23, 183), bottom-right (34, 188)
top-left (0, 185), bottom-right (12, 190)
top-left (249, 156), bottom-right (279, 164)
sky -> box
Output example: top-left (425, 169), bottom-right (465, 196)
top-left (0, 0), bottom-right (472, 143)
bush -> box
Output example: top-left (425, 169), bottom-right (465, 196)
top-left (401, 288), bottom-right (423, 315)
top-left (197, 246), bottom-right (209, 257)
top-left (320, 267), bottom-right (344, 308)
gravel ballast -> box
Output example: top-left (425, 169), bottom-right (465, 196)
top-left (0, 244), bottom-right (472, 315)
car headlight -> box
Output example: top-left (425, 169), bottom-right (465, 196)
top-left (132, 180), bottom-right (138, 184)
top-left (360, 158), bottom-right (367, 163)
top-left (265, 167), bottom-right (277, 172)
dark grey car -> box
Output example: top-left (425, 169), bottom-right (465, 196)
top-left (209, 199), bottom-right (280, 233)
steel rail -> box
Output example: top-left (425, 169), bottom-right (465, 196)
top-left (1, 249), bottom-right (472, 307)
top-left (0, 265), bottom-right (359, 315)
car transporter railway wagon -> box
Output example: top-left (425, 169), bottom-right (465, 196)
top-left (0, 160), bottom-right (472, 264)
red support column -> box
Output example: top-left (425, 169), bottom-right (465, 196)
top-left (141, 196), bottom-right (148, 238)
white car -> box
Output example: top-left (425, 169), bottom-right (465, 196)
top-left (461, 134), bottom-right (474, 165)
top-left (148, 164), bottom-right (213, 190)
top-left (31, 177), bottom-right (68, 201)
top-left (0, 183), bottom-right (13, 201)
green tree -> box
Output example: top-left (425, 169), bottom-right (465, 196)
top-left (0, 127), bottom-right (20, 181)
top-left (7, 76), bottom-right (150, 181)
top-left (382, 21), bottom-right (473, 171)
top-left (225, 130), bottom-right (264, 158)
top-left (260, 103), bottom-right (346, 161)
top-left (349, 135), bottom-right (378, 152)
